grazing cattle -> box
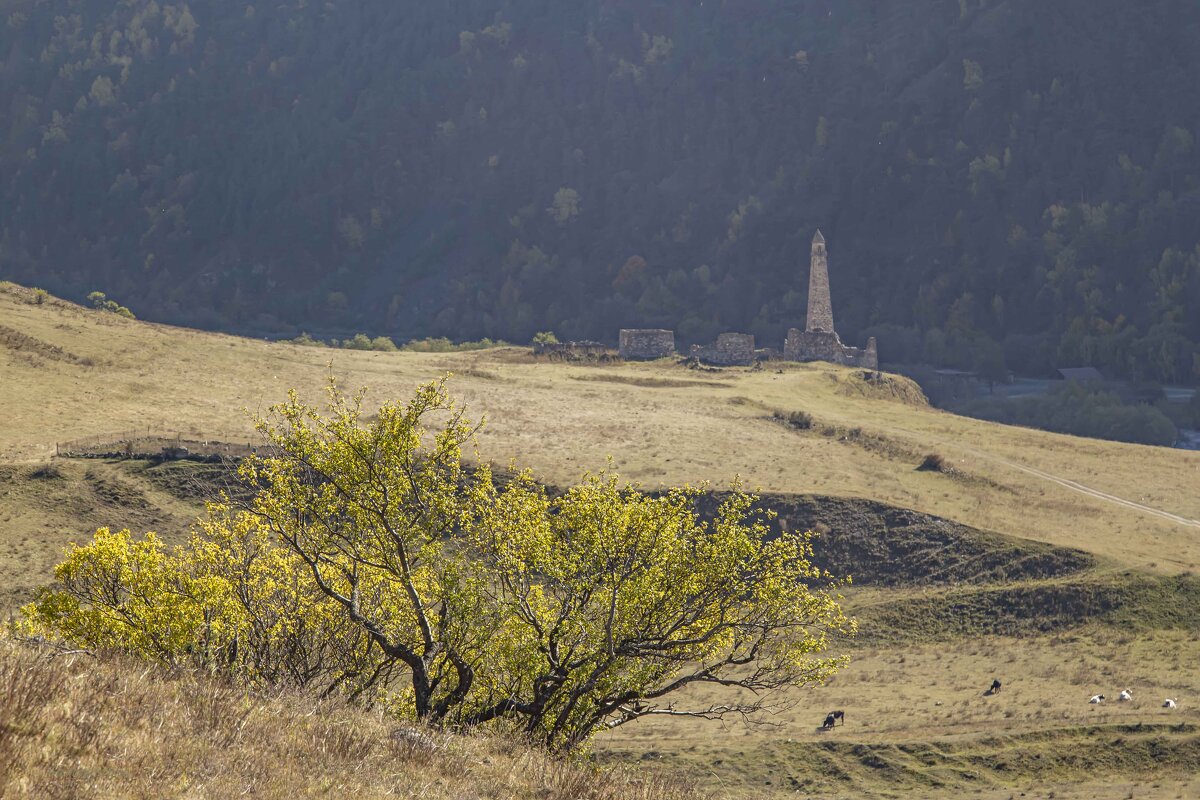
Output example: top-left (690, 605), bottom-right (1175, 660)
top-left (988, 679), bottom-right (1002, 694)
top-left (820, 711), bottom-right (844, 729)
top-left (1118, 689), bottom-right (1133, 702)
top-left (1089, 694), bottom-right (1105, 704)
top-left (1163, 698), bottom-right (1177, 709)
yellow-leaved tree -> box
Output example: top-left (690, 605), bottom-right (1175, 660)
top-left (22, 378), bottom-right (852, 751)
top-left (467, 472), bottom-right (852, 751)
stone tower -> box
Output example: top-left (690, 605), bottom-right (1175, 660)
top-left (806, 229), bottom-right (835, 333)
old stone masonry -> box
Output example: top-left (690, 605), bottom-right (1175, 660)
top-left (783, 230), bottom-right (878, 369)
top-left (618, 230), bottom-right (878, 369)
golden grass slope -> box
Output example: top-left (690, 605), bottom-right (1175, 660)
top-left (0, 636), bottom-right (696, 800)
top-left (0, 460), bottom-right (205, 611)
top-left (1, 282), bottom-right (1198, 575)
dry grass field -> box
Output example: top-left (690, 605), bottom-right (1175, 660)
top-left (598, 629), bottom-right (1200, 798)
top-left (2, 282), bottom-right (1199, 798)
top-left (0, 636), bottom-right (695, 800)
top-left (2, 283), bottom-right (1196, 570)
top-left (0, 459), bottom-right (204, 611)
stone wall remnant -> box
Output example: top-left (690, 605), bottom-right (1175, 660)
top-left (690, 332), bottom-right (756, 366)
top-left (532, 340), bottom-right (610, 358)
top-left (619, 329), bottom-right (675, 360)
top-left (784, 329), bottom-right (878, 369)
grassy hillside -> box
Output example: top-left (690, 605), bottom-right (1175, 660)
top-left (7, 458), bottom-right (1198, 797)
top-left (706, 492), bottom-right (1097, 587)
top-left (0, 637), bottom-right (696, 799)
top-left (0, 459), bottom-right (203, 611)
top-left (4, 284), bottom-right (1200, 798)
top-left (2, 283), bottom-right (1196, 572)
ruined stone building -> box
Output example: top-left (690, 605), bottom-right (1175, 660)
top-left (783, 230), bottom-right (878, 369)
top-left (531, 340), bottom-right (610, 358)
top-left (690, 332), bottom-right (755, 366)
top-left (607, 232), bottom-right (876, 369)
top-left (619, 329), bottom-right (675, 360)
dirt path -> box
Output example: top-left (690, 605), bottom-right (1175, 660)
top-left (989, 453), bottom-right (1200, 529)
top-left (881, 422), bottom-right (1200, 530)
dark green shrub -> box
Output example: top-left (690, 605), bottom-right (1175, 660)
top-left (290, 332), bottom-right (327, 347)
top-left (773, 409), bottom-right (813, 430)
top-left (917, 453), bottom-right (947, 472)
top-left (403, 337), bottom-right (508, 353)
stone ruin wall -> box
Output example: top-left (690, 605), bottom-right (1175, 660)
top-left (784, 329), bottom-right (878, 370)
top-left (599, 326), bottom-right (877, 370)
top-left (532, 340), bottom-right (610, 357)
top-left (619, 329), bottom-right (676, 360)
top-left (690, 332), bottom-right (756, 366)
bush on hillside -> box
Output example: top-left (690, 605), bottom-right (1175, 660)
top-left (402, 337), bottom-right (508, 352)
top-left (86, 291), bottom-right (135, 319)
top-left (290, 332), bottom-right (327, 347)
top-left (337, 333), bottom-right (398, 351)
top-left (21, 379), bottom-right (851, 753)
top-left (917, 453), bottom-right (948, 472)
top-left (368, 335), bottom-right (398, 352)
top-left (290, 332), bottom-right (397, 351)
top-left (773, 409), bottom-right (814, 430)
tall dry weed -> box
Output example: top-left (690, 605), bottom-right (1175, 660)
top-left (0, 645), bottom-right (64, 784)
top-left (0, 638), bottom-right (701, 800)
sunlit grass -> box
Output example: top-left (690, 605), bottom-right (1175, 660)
top-left (3, 283), bottom-right (1200, 799)
top-left (1, 283), bottom-right (1196, 574)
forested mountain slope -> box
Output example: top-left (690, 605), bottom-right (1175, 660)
top-left (2, 0), bottom-right (1199, 382)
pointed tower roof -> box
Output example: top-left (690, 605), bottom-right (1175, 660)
top-left (813, 229), bottom-right (825, 244)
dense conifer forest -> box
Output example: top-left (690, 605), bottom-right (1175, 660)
top-left (2, 0), bottom-right (1199, 382)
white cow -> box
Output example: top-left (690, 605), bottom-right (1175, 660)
top-left (1089, 694), bottom-right (1105, 704)
top-left (1163, 698), bottom-right (1177, 709)
top-left (1118, 689), bottom-right (1133, 702)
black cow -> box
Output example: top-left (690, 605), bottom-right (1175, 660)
top-left (821, 710), bottom-right (845, 729)
top-left (987, 679), bottom-right (1002, 695)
